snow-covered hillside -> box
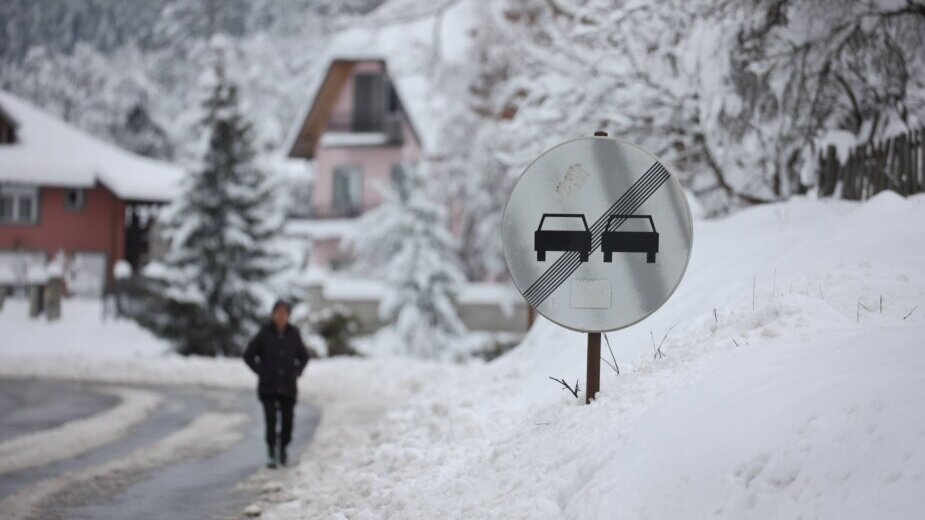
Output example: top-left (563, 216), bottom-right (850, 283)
top-left (258, 192), bottom-right (925, 519)
top-left (1, 192), bottom-right (923, 518)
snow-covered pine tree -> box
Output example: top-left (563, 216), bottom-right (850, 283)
top-left (345, 163), bottom-right (467, 358)
top-left (142, 38), bottom-right (284, 356)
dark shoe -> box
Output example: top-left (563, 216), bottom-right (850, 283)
top-left (266, 445), bottom-right (278, 469)
top-left (278, 445), bottom-right (288, 467)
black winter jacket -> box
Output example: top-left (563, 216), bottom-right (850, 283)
top-left (242, 323), bottom-right (310, 398)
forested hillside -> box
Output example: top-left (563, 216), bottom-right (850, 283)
top-left (0, 0), bottom-right (383, 162)
top-left (2, 0), bottom-right (922, 255)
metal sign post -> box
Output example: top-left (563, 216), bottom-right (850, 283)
top-left (586, 331), bottom-right (601, 404)
top-left (502, 131), bottom-right (693, 405)
top-left (586, 131), bottom-right (606, 404)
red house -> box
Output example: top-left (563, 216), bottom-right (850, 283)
top-left (0, 90), bottom-right (183, 295)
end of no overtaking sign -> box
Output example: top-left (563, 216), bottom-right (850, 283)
top-left (501, 134), bottom-right (694, 402)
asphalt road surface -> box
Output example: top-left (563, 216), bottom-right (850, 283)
top-left (0, 378), bottom-right (319, 520)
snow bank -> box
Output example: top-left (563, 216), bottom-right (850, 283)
top-left (0, 298), bottom-right (254, 389)
top-left (0, 350), bottom-right (254, 391)
top-left (0, 299), bottom-right (169, 359)
top-left (0, 387), bottom-right (162, 475)
top-left (264, 194), bottom-right (925, 519)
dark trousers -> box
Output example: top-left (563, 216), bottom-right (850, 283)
top-left (259, 393), bottom-right (295, 448)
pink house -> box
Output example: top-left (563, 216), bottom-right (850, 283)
top-left (286, 58), bottom-right (422, 270)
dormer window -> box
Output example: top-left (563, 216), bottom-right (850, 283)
top-left (353, 73), bottom-right (386, 132)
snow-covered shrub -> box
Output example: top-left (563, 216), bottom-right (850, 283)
top-left (306, 305), bottom-right (361, 357)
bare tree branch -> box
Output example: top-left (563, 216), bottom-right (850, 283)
top-left (549, 376), bottom-right (580, 398)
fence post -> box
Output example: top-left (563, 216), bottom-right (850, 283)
top-left (868, 142), bottom-right (876, 199)
top-left (817, 150), bottom-right (825, 197)
top-left (911, 130), bottom-right (921, 194)
top-left (900, 135), bottom-right (906, 194)
top-left (878, 140), bottom-right (889, 195)
top-left (817, 149), bottom-right (825, 196)
top-left (888, 135), bottom-right (900, 194)
top-left (908, 131), bottom-right (916, 195)
top-left (29, 283), bottom-right (45, 318)
top-left (822, 145), bottom-right (837, 197)
top-left (45, 275), bottom-right (63, 321)
top-left (843, 149), bottom-right (854, 199)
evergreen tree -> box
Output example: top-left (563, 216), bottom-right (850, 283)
top-left (140, 40), bottom-right (284, 356)
top-left (345, 164), bottom-right (467, 358)
top-left (113, 102), bottom-right (175, 159)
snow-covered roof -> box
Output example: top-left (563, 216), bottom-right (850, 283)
top-left (283, 12), bottom-right (469, 160)
top-left (0, 89), bottom-right (184, 202)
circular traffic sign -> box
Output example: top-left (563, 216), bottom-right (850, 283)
top-left (502, 136), bottom-right (693, 333)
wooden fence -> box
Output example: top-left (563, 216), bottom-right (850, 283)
top-left (817, 128), bottom-right (924, 200)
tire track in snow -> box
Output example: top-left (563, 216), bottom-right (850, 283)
top-left (0, 411), bottom-right (247, 520)
top-left (0, 386), bottom-right (162, 476)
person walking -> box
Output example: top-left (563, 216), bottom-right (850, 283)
top-left (243, 300), bottom-right (311, 468)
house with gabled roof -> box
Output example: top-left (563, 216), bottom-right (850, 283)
top-left (285, 58), bottom-right (423, 270)
top-left (283, 55), bottom-right (530, 333)
top-left (0, 89), bottom-right (184, 295)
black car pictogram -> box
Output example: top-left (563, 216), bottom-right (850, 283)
top-left (601, 214), bottom-right (659, 263)
top-left (535, 213), bottom-right (592, 262)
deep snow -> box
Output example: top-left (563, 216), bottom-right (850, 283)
top-left (261, 192), bottom-right (925, 519)
top-left (1, 193), bottom-right (923, 518)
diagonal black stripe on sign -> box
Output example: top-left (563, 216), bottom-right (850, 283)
top-left (525, 163), bottom-right (665, 299)
top-left (523, 162), bottom-right (670, 308)
top-left (525, 163), bottom-right (669, 306)
top-left (523, 162), bottom-right (664, 302)
top-left (526, 164), bottom-right (669, 306)
top-left (527, 165), bottom-right (668, 305)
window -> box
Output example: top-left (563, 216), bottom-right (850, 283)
top-left (18, 196), bottom-right (33, 221)
top-left (0, 185), bottom-right (38, 224)
top-left (332, 166), bottom-right (363, 216)
top-left (391, 164), bottom-right (409, 199)
top-left (65, 188), bottom-right (85, 211)
top-left (353, 73), bottom-right (385, 132)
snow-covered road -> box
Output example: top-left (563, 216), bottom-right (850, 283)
top-left (0, 378), bottom-right (319, 520)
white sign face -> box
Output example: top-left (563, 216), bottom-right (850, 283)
top-left (502, 137), bottom-right (693, 333)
